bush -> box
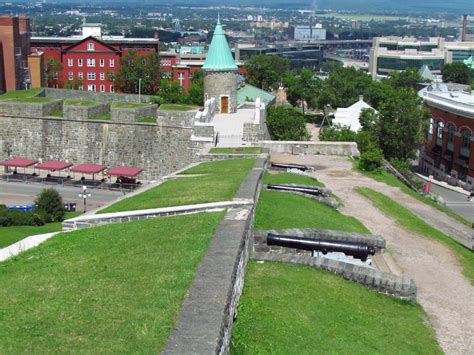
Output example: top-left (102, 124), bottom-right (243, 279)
top-left (266, 105), bottom-right (310, 141)
top-left (319, 125), bottom-right (358, 142)
top-left (0, 208), bottom-right (45, 227)
top-left (359, 147), bottom-right (384, 172)
top-left (34, 188), bottom-right (65, 222)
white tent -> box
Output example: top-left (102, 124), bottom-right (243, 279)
top-left (332, 96), bottom-right (377, 132)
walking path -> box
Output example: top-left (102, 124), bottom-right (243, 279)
top-left (271, 154), bottom-right (474, 355)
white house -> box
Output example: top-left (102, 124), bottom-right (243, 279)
top-left (332, 96), bottom-right (377, 132)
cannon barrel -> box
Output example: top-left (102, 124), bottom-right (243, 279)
top-left (267, 233), bottom-right (376, 261)
top-left (270, 163), bottom-right (309, 171)
top-left (267, 184), bottom-right (326, 196)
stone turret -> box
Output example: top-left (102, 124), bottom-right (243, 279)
top-left (202, 17), bottom-right (238, 114)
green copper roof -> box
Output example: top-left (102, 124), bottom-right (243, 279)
top-left (237, 84), bottom-right (276, 106)
top-left (464, 56), bottom-right (474, 69)
top-left (202, 18), bottom-right (237, 71)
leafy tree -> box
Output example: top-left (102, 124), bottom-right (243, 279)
top-left (322, 67), bottom-right (372, 108)
top-left (363, 80), bottom-right (394, 110)
top-left (114, 50), bottom-right (161, 95)
top-left (441, 62), bottom-right (473, 84)
top-left (245, 55), bottom-right (289, 91)
top-left (320, 60), bottom-right (343, 73)
top-left (387, 68), bottom-right (423, 90)
top-left (158, 79), bottom-right (190, 104)
top-left (34, 188), bottom-right (65, 222)
top-left (63, 78), bottom-right (83, 90)
top-left (284, 69), bottom-right (322, 112)
top-left (45, 57), bottom-right (63, 88)
top-left (266, 105), bottom-right (310, 141)
top-left (188, 70), bottom-right (204, 106)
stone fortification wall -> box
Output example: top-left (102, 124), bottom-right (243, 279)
top-left (204, 71), bottom-right (238, 113)
top-left (256, 141), bottom-right (360, 157)
top-left (63, 103), bottom-right (110, 121)
top-left (111, 105), bottom-right (158, 123)
top-left (42, 88), bottom-right (152, 103)
top-left (0, 100), bottom-right (63, 117)
top-left (243, 122), bottom-right (271, 142)
top-left (0, 115), bottom-right (200, 180)
top-left (157, 110), bottom-right (196, 127)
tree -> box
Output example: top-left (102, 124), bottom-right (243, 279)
top-left (63, 78), bottom-right (83, 90)
top-left (34, 188), bottom-right (64, 222)
top-left (441, 62), bottom-right (473, 84)
top-left (188, 70), bottom-right (204, 106)
top-left (245, 55), bottom-right (289, 91)
top-left (322, 67), bottom-right (372, 108)
top-left (284, 68), bottom-right (322, 113)
top-left (266, 105), bottom-right (310, 141)
top-left (45, 57), bottom-right (63, 88)
top-left (320, 60), bottom-right (343, 73)
top-left (114, 50), bottom-right (161, 95)
top-left (387, 68), bottom-right (423, 90)
top-left (378, 88), bottom-right (429, 161)
top-left (158, 79), bottom-right (190, 104)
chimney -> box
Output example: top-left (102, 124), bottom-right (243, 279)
top-left (461, 15), bottom-right (468, 42)
top-left (359, 95), bottom-right (364, 102)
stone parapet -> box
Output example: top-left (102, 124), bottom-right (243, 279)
top-left (0, 99), bottom-right (63, 117)
top-left (158, 109), bottom-right (196, 127)
top-left (256, 140), bottom-right (360, 157)
top-left (63, 103), bottom-right (110, 120)
top-left (110, 104), bottom-right (158, 123)
top-left (42, 87), bottom-right (152, 103)
top-left (252, 253), bottom-right (417, 301)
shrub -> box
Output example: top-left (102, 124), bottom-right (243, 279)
top-left (34, 188), bottom-right (65, 222)
top-left (266, 105), bottom-right (310, 141)
top-left (319, 125), bottom-right (358, 142)
top-left (359, 147), bottom-right (384, 172)
top-left (0, 208), bottom-right (45, 227)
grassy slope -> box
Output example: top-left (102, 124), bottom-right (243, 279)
top-left (64, 99), bottom-right (100, 106)
top-left (359, 167), bottom-right (471, 227)
top-left (263, 171), bottom-right (325, 187)
top-left (356, 187), bottom-right (474, 285)
top-left (0, 88), bottom-right (43, 100)
top-left (112, 102), bottom-right (148, 109)
top-left (0, 212), bottom-right (81, 249)
top-left (208, 147), bottom-right (262, 154)
top-left (255, 190), bottom-right (367, 232)
top-left (231, 261), bottom-right (441, 354)
top-left (0, 212), bottom-right (224, 352)
top-left (159, 104), bottom-right (200, 111)
top-left (99, 159), bottom-right (256, 213)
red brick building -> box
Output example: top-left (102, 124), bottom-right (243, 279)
top-left (419, 84), bottom-right (474, 190)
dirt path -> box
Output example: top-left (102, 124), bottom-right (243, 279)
top-left (306, 123), bottom-right (320, 142)
top-left (271, 154), bottom-right (474, 355)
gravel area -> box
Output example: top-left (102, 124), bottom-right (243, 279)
top-left (271, 153), bottom-right (474, 355)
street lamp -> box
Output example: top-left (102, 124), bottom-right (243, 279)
top-left (138, 78), bottom-right (142, 103)
top-left (78, 185), bottom-right (92, 213)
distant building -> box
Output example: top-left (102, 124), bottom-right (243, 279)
top-left (332, 96), bottom-right (377, 132)
top-left (369, 36), bottom-right (474, 79)
top-left (0, 16), bottom-right (43, 92)
top-left (419, 84), bottom-right (474, 190)
top-left (293, 25), bottom-right (326, 41)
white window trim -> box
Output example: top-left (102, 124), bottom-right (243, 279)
top-left (68, 58), bottom-right (73, 67)
top-left (100, 72), bottom-right (105, 80)
top-left (68, 72), bottom-right (73, 80)
top-left (100, 84), bottom-right (106, 92)
top-left (99, 58), bottom-right (105, 67)
top-left (87, 43), bottom-right (95, 51)
top-left (78, 58), bottom-right (83, 67)
top-left (87, 58), bottom-right (95, 67)
top-left (109, 59), bottom-right (115, 67)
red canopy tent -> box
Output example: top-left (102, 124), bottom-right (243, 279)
top-left (36, 160), bottom-right (73, 171)
top-left (0, 157), bottom-right (38, 168)
top-left (108, 166), bottom-right (143, 177)
top-left (70, 163), bottom-right (106, 174)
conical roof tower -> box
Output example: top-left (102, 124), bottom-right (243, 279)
top-left (203, 17), bottom-right (238, 113)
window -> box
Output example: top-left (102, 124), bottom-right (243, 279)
top-left (428, 118), bottom-right (434, 140)
top-left (460, 130), bottom-right (471, 157)
top-left (109, 59), bottom-right (115, 67)
top-left (436, 121), bottom-right (444, 146)
top-left (68, 72), bottom-right (74, 80)
top-left (110, 85), bottom-right (115, 93)
top-left (100, 84), bottom-right (106, 92)
top-left (447, 125), bottom-right (455, 151)
top-left (100, 72), bottom-right (105, 81)
top-left (87, 58), bottom-right (95, 67)
top-left (78, 72), bottom-right (83, 80)
top-left (177, 72), bottom-right (185, 87)
top-left (87, 42), bottom-right (95, 51)
top-left (78, 58), bottom-right (83, 67)
top-left (79, 85), bottom-right (83, 91)
top-left (52, 71), bottom-right (58, 80)
top-left (99, 58), bottom-right (105, 67)
top-left (87, 84), bottom-right (96, 92)
top-left (68, 58), bottom-right (73, 67)
top-left (87, 72), bottom-right (96, 80)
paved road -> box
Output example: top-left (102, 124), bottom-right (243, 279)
top-left (0, 181), bottom-right (125, 211)
top-left (429, 184), bottom-right (474, 223)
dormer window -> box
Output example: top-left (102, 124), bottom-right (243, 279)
top-left (87, 42), bottom-right (95, 51)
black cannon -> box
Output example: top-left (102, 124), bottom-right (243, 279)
top-left (267, 184), bottom-right (327, 196)
top-left (270, 163), bottom-right (309, 172)
top-left (267, 233), bottom-right (376, 261)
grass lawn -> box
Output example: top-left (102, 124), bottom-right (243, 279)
top-left (6, 97), bottom-right (52, 103)
top-left (255, 190), bottom-right (367, 232)
top-left (159, 104), bottom-right (200, 111)
top-left (139, 116), bottom-right (157, 123)
top-left (48, 109), bottom-right (64, 117)
top-left (64, 99), bottom-right (100, 106)
top-left (263, 171), bottom-right (325, 187)
top-left (0, 212), bottom-right (224, 352)
top-left (358, 165), bottom-right (472, 227)
top-left (356, 187), bottom-right (474, 285)
top-left (0, 212), bottom-right (81, 249)
top-left (99, 158), bottom-right (256, 213)
top-left (111, 101), bottom-right (148, 109)
top-left (0, 88), bottom-right (43, 100)
top-left (208, 147), bottom-right (262, 154)
top-left (231, 261), bottom-right (441, 354)
top-left (90, 112), bottom-right (111, 120)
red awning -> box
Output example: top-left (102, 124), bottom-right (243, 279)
top-left (108, 166), bottom-right (144, 177)
top-left (0, 157), bottom-right (38, 168)
top-left (36, 160), bottom-right (73, 171)
top-left (70, 163), bottom-right (106, 174)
